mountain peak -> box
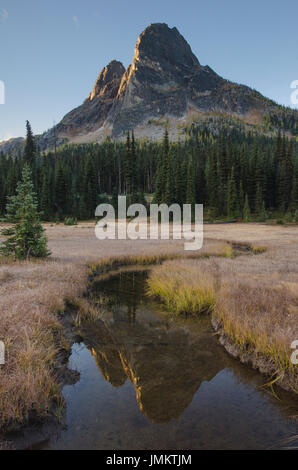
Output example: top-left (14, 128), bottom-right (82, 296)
top-left (30, 22), bottom-right (294, 149)
top-left (88, 60), bottom-right (125, 101)
top-left (133, 23), bottom-right (200, 68)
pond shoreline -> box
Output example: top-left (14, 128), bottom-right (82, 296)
top-left (211, 317), bottom-right (297, 393)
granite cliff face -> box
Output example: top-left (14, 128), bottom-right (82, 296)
top-left (1, 22), bottom-right (294, 152)
top-left (55, 60), bottom-right (125, 138)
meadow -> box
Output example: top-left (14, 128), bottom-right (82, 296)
top-left (0, 222), bottom-right (297, 436)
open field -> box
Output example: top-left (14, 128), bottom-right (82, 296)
top-left (0, 222), bottom-right (297, 436)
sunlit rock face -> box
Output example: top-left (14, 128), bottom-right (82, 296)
top-left (88, 60), bottom-right (125, 101)
top-left (80, 270), bottom-right (226, 424)
top-left (51, 60), bottom-right (125, 139)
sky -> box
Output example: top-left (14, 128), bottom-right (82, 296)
top-left (0, 0), bottom-right (297, 141)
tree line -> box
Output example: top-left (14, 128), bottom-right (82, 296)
top-left (0, 121), bottom-right (297, 222)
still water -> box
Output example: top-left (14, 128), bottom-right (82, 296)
top-left (41, 269), bottom-right (297, 450)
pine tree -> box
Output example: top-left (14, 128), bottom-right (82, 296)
top-left (186, 155), bottom-right (195, 207)
top-left (290, 166), bottom-right (298, 213)
top-left (255, 182), bottom-right (263, 215)
top-left (243, 194), bottom-right (251, 222)
top-left (226, 167), bottom-right (239, 219)
top-left (239, 181), bottom-right (244, 217)
top-left (0, 165), bottom-right (50, 259)
top-left (23, 120), bottom-right (36, 167)
top-left (111, 186), bottom-right (118, 215)
top-left (153, 129), bottom-right (170, 204)
top-left (153, 158), bottom-right (164, 204)
top-left (205, 149), bottom-right (218, 209)
top-left (55, 157), bottom-right (68, 219)
top-left (164, 148), bottom-right (174, 205)
top-left (130, 130), bottom-right (137, 196)
top-left (125, 131), bottom-right (133, 198)
top-left (84, 154), bottom-right (98, 218)
top-left (40, 170), bottom-right (51, 220)
top-left (259, 201), bottom-right (268, 222)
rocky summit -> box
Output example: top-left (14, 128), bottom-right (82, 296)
top-left (1, 23), bottom-right (295, 152)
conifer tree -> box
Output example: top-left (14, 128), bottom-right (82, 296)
top-left (226, 167), bottom-right (239, 219)
top-left (259, 201), bottom-right (268, 222)
top-left (125, 131), bottom-right (133, 198)
top-left (0, 165), bottom-right (50, 259)
top-left (40, 171), bottom-right (51, 220)
top-left (243, 194), bottom-right (251, 222)
top-left (164, 149), bottom-right (174, 205)
top-left (153, 129), bottom-right (170, 204)
top-left (255, 183), bottom-right (263, 216)
top-left (239, 181), bottom-right (244, 217)
top-left (153, 158), bottom-right (164, 204)
top-left (290, 167), bottom-right (298, 213)
top-left (131, 130), bottom-right (137, 196)
top-left (23, 120), bottom-right (36, 167)
top-left (55, 157), bottom-right (68, 219)
top-left (186, 155), bottom-right (195, 207)
top-left (206, 149), bottom-right (218, 209)
top-left (84, 154), bottom-right (98, 218)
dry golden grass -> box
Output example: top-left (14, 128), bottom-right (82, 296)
top-left (0, 259), bottom-right (86, 432)
top-left (215, 282), bottom-right (297, 378)
top-left (0, 221), bottom-right (297, 433)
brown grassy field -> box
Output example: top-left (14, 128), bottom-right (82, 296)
top-left (0, 222), bottom-right (297, 434)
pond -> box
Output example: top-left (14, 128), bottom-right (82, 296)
top-left (37, 268), bottom-right (297, 450)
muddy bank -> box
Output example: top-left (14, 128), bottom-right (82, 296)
top-left (212, 317), bottom-right (297, 393)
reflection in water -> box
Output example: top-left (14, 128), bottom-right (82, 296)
top-left (85, 270), bottom-right (227, 423)
top-left (37, 269), bottom-right (298, 450)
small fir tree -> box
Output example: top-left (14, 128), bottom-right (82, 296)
top-left (23, 120), bottom-right (36, 166)
top-left (243, 194), bottom-right (251, 222)
top-left (0, 164), bottom-right (50, 259)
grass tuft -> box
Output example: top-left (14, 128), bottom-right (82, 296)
top-left (147, 260), bottom-right (217, 315)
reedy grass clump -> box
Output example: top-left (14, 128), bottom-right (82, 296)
top-left (146, 261), bottom-right (217, 315)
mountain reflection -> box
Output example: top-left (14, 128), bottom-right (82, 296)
top-left (80, 270), bottom-right (227, 424)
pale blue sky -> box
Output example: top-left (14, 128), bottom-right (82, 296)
top-left (0, 0), bottom-right (297, 141)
